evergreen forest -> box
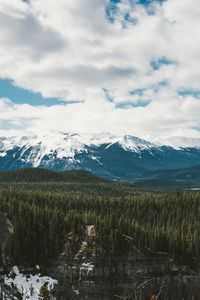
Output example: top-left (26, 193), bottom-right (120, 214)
top-left (0, 168), bottom-right (199, 267)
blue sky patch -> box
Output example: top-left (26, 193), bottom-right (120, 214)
top-left (151, 57), bottom-right (175, 70)
top-left (106, 0), bottom-right (166, 22)
top-left (192, 126), bottom-right (200, 132)
top-left (138, 0), bottom-right (166, 5)
top-left (106, 0), bottom-right (120, 22)
top-left (178, 88), bottom-right (200, 99)
top-left (103, 88), bottom-right (114, 102)
top-left (123, 12), bottom-right (137, 26)
top-left (0, 79), bottom-right (62, 106)
top-left (129, 88), bottom-right (146, 96)
top-left (103, 88), bottom-right (150, 108)
top-left (116, 99), bottom-right (150, 109)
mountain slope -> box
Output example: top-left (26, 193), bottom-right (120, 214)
top-left (1, 132), bottom-right (200, 181)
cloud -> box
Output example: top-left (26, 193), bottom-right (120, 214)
top-left (0, 0), bottom-right (200, 138)
top-left (1, 94), bottom-right (200, 140)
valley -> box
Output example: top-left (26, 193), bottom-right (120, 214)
top-left (0, 169), bottom-right (200, 299)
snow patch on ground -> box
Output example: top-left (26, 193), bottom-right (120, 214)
top-left (4, 266), bottom-right (57, 300)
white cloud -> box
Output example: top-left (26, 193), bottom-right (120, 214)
top-left (0, 0), bottom-right (200, 139)
top-left (1, 94), bottom-right (200, 140)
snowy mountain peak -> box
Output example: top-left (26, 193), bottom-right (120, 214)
top-left (1, 132), bottom-right (200, 180)
top-left (0, 133), bottom-right (86, 167)
top-left (0, 132), bottom-right (156, 167)
top-left (88, 132), bottom-right (118, 146)
top-left (121, 135), bottom-right (155, 152)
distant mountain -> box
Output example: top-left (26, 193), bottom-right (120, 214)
top-left (1, 132), bottom-right (200, 181)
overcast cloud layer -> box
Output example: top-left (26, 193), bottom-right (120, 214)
top-left (0, 0), bottom-right (200, 139)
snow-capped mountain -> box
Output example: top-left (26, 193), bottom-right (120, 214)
top-left (0, 132), bottom-right (156, 167)
top-left (1, 132), bottom-right (200, 180)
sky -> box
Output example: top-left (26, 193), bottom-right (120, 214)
top-left (0, 0), bottom-right (200, 140)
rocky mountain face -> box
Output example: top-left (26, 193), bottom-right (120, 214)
top-left (1, 132), bottom-right (200, 180)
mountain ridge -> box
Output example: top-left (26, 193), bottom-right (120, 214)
top-left (0, 168), bottom-right (105, 183)
top-left (1, 132), bottom-right (200, 181)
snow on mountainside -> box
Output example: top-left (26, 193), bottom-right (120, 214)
top-left (0, 132), bottom-right (157, 167)
top-left (120, 135), bottom-right (156, 152)
top-left (1, 133), bottom-right (200, 181)
top-left (0, 133), bottom-right (86, 167)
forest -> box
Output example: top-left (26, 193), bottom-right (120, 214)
top-left (0, 168), bottom-right (199, 267)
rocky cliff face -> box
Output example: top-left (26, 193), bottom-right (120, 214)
top-left (51, 225), bottom-right (200, 299)
top-left (53, 225), bottom-right (194, 282)
top-left (0, 212), bottom-right (13, 268)
top-left (0, 222), bottom-right (199, 299)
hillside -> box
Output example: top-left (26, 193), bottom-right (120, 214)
top-left (137, 165), bottom-right (200, 187)
top-left (0, 168), bottom-right (105, 183)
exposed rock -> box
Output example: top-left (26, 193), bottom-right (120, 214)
top-left (26, 223), bottom-right (197, 299)
top-left (0, 212), bottom-right (13, 267)
top-left (53, 225), bottom-right (177, 284)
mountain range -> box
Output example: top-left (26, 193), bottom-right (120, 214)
top-left (1, 132), bottom-right (200, 183)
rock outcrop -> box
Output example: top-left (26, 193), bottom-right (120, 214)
top-left (53, 225), bottom-right (182, 282)
top-left (51, 225), bottom-right (200, 299)
top-left (0, 212), bottom-right (13, 268)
